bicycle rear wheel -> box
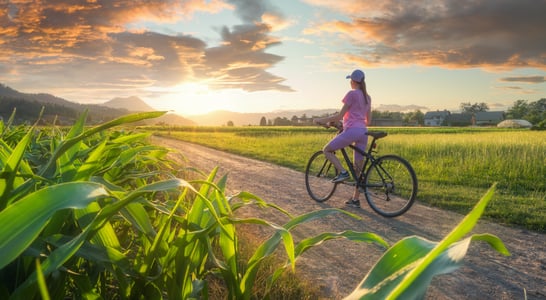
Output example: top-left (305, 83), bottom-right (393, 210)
top-left (364, 155), bottom-right (417, 217)
top-left (305, 150), bottom-right (338, 202)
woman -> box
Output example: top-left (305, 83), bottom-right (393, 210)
top-left (313, 69), bottom-right (372, 208)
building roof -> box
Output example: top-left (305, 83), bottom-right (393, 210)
top-left (424, 110), bottom-right (450, 118)
top-left (446, 113), bottom-right (473, 123)
top-left (475, 111), bottom-right (504, 121)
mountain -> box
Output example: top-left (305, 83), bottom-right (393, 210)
top-left (187, 109), bottom-right (338, 126)
top-left (102, 96), bottom-right (196, 126)
top-left (103, 96), bottom-right (156, 112)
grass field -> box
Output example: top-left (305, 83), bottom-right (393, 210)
top-left (152, 126), bottom-right (546, 232)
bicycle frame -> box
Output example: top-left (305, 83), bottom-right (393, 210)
top-left (337, 133), bottom-right (380, 188)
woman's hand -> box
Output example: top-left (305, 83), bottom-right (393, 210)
top-left (313, 118), bottom-right (328, 127)
top-left (314, 119), bottom-right (339, 129)
top-left (313, 118), bottom-right (325, 126)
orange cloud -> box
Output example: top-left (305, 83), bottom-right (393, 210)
top-left (0, 0), bottom-right (292, 97)
top-left (303, 0), bottom-right (546, 70)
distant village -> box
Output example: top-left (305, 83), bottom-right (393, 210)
top-left (258, 110), bottom-right (507, 127)
top-left (258, 99), bottom-right (545, 129)
top-left (422, 110), bottom-right (504, 127)
top-left (369, 110), bottom-right (508, 127)
top-left (263, 109), bottom-right (512, 127)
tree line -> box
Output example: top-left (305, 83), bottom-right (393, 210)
top-left (244, 98), bottom-right (545, 128)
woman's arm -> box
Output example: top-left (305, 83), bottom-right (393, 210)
top-left (314, 102), bottom-right (349, 125)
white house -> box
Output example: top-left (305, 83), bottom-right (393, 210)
top-left (424, 110), bottom-right (450, 126)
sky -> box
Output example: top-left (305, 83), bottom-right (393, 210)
top-left (1, 0), bottom-right (545, 116)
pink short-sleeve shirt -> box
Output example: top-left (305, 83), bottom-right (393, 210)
top-left (342, 89), bottom-right (371, 129)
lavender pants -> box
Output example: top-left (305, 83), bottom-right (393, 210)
top-left (324, 127), bottom-right (368, 162)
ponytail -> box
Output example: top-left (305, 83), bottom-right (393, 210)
top-left (359, 81), bottom-right (368, 104)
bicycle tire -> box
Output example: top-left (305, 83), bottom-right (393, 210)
top-left (305, 150), bottom-right (338, 202)
top-left (363, 154), bottom-right (418, 217)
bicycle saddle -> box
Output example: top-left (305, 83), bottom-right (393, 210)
top-left (366, 131), bottom-right (388, 139)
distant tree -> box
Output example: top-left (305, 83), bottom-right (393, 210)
top-left (404, 110), bottom-right (425, 126)
top-left (259, 116), bottom-right (267, 126)
top-left (528, 98), bottom-right (546, 125)
top-left (291, 115), bottom-right (299, 125)
top-left (372, 110), bottom-right (404, 120)
top-left (506, 98), bottom-right (546, 125)
top-left (505, 100), bottom-right (529, 119)
top-left (273, 117), bottom-right (291, 126)
top-left (460, 102), bottom-right (489, 113)
top-left (226, 120), bottom-right (234, 126)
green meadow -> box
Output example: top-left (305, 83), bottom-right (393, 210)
top-left (154, 126), bottom-right (546, 232)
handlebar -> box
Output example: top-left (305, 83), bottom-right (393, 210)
top-left (315, 121), bottom-right (343, 130)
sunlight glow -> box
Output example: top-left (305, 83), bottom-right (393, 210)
top-left (149, 82), bottom-right (249, 115)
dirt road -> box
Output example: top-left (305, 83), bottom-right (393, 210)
top-left (153, 136), bottom-right (546, 299)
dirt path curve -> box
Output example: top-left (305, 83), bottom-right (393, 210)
top-left (153, 137), bottom-right (546, 300)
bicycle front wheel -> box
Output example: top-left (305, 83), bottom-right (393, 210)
top-left (364, 155), bottom-right (417, 217)
top-left (305, 150), bottom-right (338, 202)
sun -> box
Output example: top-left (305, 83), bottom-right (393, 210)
top-left (153, 82), bottom-right (246, 115)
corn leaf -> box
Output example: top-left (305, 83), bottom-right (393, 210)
top-left (45, 234), bottom-right (133, 275)
top-left (240, 208), bottom-right (361, 298)
top-left (39, 111), bottom-right (166, 177)
top-left (0, 182), bottom-right (109, 269)
top-left (75, 202), bottom-right (122, 250)
top-left (0, 127), bottom-right (33, 208)
top-left (57, 111), bottom-right (88, 180)
top-left (35, 260), bottom-right (51, 300)
top-left (346, 184), bottom-right (510, 299)
top-left (72, 139), bottom-right (107, 181)
top-left (295, 230), bottom-right (389, 256)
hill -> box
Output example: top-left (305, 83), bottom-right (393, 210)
top-left (0, 84), bottom-right (196, 126)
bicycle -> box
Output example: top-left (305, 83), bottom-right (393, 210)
top-left (305, 122), bottom-right (418, 217)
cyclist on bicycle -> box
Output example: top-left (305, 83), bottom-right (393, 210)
top-left (313, 69), bottom-right (372, 207)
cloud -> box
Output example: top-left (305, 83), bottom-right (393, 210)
top-left (303, 0), bottom-right (546, 70)
top-left (190, 0), bottom-right (293, 92)
top-left (196, 23), bottom-right (293, 92)
top-left (500, 76), bottom-right (546, 84)
top-left (0, 0), bottom-right (292, 101)
top-left (198, 0), bottom-right (293, 92)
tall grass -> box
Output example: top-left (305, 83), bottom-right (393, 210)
top-left (152, 126), bottom-right (545, 232)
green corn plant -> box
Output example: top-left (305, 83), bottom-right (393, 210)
top-left (345, 183), bottom-right (510, 299)
top-left (160, 168), bottom-right (390, 300)
top-left (0, 110), bottom-right (173, 298)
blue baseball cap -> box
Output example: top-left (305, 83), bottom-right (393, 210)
top-left (346, 69), bottom-right (365, 83)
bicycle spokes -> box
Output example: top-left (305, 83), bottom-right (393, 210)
top-left (305, 151), bottom-right (338, 202)
top-left (364, 155), bottom-right (417, 217)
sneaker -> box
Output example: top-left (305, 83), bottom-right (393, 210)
top-left (345, 199), bottom-right (360, 208)
top-left (332, 171), bottom-right (350, 183)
